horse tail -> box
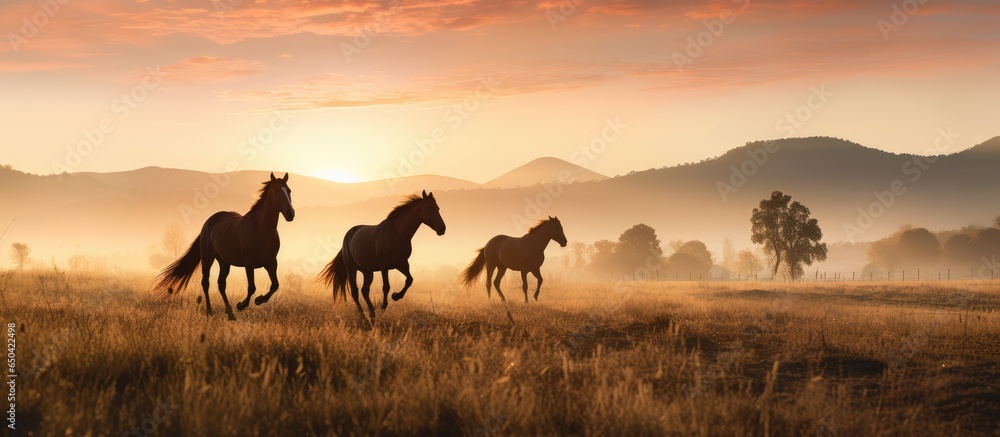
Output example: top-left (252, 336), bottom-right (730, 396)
top-left (460, 247), bottom-right (486, 287)
top-left (320, 251), bottom-right (348, 302)
top-left (153, 236), bottom-right (202, 297)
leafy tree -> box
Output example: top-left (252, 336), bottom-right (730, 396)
top-left (616, 224), bottom-right (664, 270)
top-left (587, 239), bottom-right (618, 273)
top-left (721, 238), bottom-right (735, 270)
top-left (866, 225), bottom-right (911, 269)
top-left (9, 242), bottom-right (30, 270)
top-left (968, 227), bottom-right (1000, 262)
top-left (942, 233), bottom-right (974, 265)
top-left (734, 250), bottom-right (763, 277)
top-left (568, 242), bottom-right (588, 271)
top-left (994, 215), bottom-right (1000, 229)
top-left (750, 191), bottom-right (827, 280)
top-left (663, 252), bottom-right (710, 277)
top-left (673, 240), bottom-right (713, 268)
top-left (895, 227), bottom-right (940, 265)
top-left (162, 224), bottom-right (185, 258)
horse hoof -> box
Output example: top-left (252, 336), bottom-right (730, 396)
top-left (391, 292), bottom-right (403, 301)
top-left (236, 301), bottom-right (248, 311)
top-left (226, 313), bottom-right (236, 321)
top-left (255, 296), bottom-right (268, 306)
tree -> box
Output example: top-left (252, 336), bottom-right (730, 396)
top-left (942, 233), bottom-right (974, 265)
top-left (587, 239), bottom-right (618, 274)
top-left (734, 250), bottom-right (763, 277)
top-left (162, 224), bottom-right (185, 258)
top-left (568, 242), bottom-right (588, 271)
top-left (664, 253), bottom-right (710, 277)
top-left (866, 225), bottom-right (911, 270)
top-left (721, 237), bottom-right (735, 270)
top-left (9, 242), bottom-right (30, 270)
top-left (968, 227), bottom-right (1000, 262)
top-left (750, 191), bottom-right (827, 280)
top-left (994, 215), bottom-right (1000, 229)
top-left (895, 227), bottom-right (940, 265)
top-left (673, 240), bottom-right (713, 267)
top-left (616, 224), bottom-right (664, 271)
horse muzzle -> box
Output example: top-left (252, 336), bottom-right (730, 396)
top-left (436, 226), bottom-right (446, 236)
top-left (283, 210), bottom-right (295, 222)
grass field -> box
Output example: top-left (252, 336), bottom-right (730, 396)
top-left (2, 269), bottom-right (999, 436)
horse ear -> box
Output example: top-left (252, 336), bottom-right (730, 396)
top-left (422, 190), bottom-right (427, 198)
top-left (282, 172), bottom-right (289, 182)
top-left (270, 172), bottom-right (277, 181)
top-left (548, 215), bottom-right (553, 220)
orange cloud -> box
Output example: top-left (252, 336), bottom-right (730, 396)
top-left (156, 56), bottom-right (264, 84)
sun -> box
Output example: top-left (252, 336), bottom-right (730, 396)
top-left (317, 168), bottom-right (364, 183)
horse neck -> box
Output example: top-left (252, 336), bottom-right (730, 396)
top-left (388, 206), bottom-right (422, 240)
top-left (524, 228), bottom-right (552, 252)
top-left (245, 197), bottom-right (280, 231)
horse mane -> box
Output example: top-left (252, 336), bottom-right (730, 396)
top-left (247, 179), bottom-right (277, 215)
top-left (386, 194), bottom-right (425, 219)
top-left (528, 218), bottom-right (552, 234)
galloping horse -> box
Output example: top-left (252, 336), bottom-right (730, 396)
top-left (319, 190), bottom-right (446, 322)
top-left (154, 172), bottom-right (295, 320)
top-left (461, 216), bottom-right (567, 302)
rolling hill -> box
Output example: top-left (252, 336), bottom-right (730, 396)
top-left (3, 135), bottom-right (1000, 271)
top-left (483, 157), bottom-right (608, 188)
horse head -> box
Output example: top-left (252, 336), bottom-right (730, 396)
top-left (546, 216), bottom-right (567, 247)
top-left (268, 172), bottom-right (295, 222)
top-left (419, 190), bottom-right (446, 236)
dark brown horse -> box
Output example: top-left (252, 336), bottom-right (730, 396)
top-left (319, 191), bottom-right (446, 322)
top-left (153, 173), bottom-right (295, 320)
top-left (461, 216), bottom-right (567, 302)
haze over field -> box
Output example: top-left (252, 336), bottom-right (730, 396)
top-left (3, 135), bottom-right (1000, 274)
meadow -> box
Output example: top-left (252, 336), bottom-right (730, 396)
top-left (2, 269), bottom-right (999, 436)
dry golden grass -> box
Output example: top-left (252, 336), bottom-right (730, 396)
top-left (2, 269), bottom-right (999, 436)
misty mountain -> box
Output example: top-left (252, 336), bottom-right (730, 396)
top-left (3, 136), bottom-right (999, 271)
top-left (483, 157), bottom-right (608, 189)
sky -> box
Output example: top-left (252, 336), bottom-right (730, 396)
top-left (1, 0), bottom-right (999, 184)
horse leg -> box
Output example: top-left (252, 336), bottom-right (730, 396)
top-left (347, 267), bottom-right (365, 317)
top-left (493, 266), bottom-right (508, 302)
top-left (390, 262), bottom-right (413, 301)
top-left (520, 270), bottom-right (529, 303)
top-left (201, 257), bottom-right (215, 315)
top-left (380, 270), bottom-right (391, 310)
top-left (217, 262), bottom-right (236, 321)
top-left (237, 267), bottom-right (256, 311)
top-left (532, 268), bottom-right (543, 301)
top-left (485, 263), bottom-right (494, 299)
top-left (255, 262), bottom-right (279, 306)
top-left (360, 271), bottom-right (376, 322)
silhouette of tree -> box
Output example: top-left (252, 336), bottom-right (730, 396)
top-left (750, 191), bottom-right (827, 280)
top-left (587, 239), bottom-right (618, 273)
top-left (721, 238), bottom-right (735, 270)
top-left (616, 224), bottom-right (664, 271)
top-left (673, 240), bottom-right (713, 267)
top-left (866, 225), bottom-right (911, 270)
top-left (942, 233), bottom-right (975, 265)
top-left (664, 252), bottom-right (709, 277)
top-left (895, 228), bottom-right (940, 266)
top-left (568, 242), bottom-right (588, 271)
top-left (9, 242), bottom-right (30, 270)
top-left (968, 227), bottom-right (1000, 263)
top-left (162, 224), bottom-right (185, 258)
top-left (994, 216), bottom-right (1000, 229)
top-left (734, 250), bottom-right (763, 277)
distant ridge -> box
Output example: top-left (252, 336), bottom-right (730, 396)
top-left (483, 157), bottom-right (608, 189)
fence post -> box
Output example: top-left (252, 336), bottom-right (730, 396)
top-left (903, 270), bottom-right (905, 281)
